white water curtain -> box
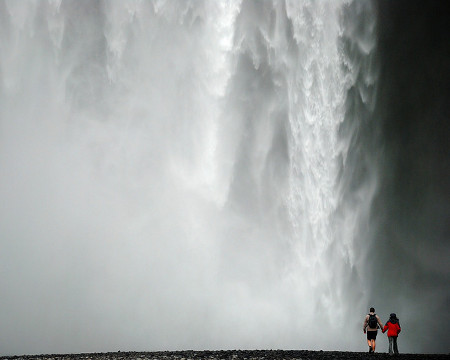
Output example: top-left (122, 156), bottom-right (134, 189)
top-left (0, 0), bottom-right (377, 354)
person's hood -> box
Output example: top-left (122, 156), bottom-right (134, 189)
top-left (389, 313), bottom-right (399, 324)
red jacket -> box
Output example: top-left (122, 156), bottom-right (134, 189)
top-left (382, 321), bottom-right (401, 337)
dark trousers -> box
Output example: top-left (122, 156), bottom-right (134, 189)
top-left (388, 336), bottom-right (399, 354)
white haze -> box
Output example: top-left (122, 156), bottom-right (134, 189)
top-left (0, 0), bottom-right (378, 355)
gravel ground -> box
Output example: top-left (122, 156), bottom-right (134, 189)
top-left (1, 350), bottom-right (449, 360)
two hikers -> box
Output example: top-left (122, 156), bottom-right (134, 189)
top-left (363, 307), bottom-right (384, 353)
top-left (363, 307), bottom-right (401, 354)
top-left (383, 313), bottom-right (401, 355)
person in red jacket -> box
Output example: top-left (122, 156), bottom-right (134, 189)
top-left (382, 313), bottom-right (401, 355)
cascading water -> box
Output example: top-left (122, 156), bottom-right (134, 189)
top-left (1, 0), bottom-right (382, 355)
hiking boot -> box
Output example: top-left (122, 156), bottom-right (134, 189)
top-left (369, 346), bottom-right (373, 353)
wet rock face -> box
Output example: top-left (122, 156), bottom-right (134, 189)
top-left (0, 350), bottom-right (449, 360)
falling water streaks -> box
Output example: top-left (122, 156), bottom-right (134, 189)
top-left (0, 0), bottom-right (379, 354)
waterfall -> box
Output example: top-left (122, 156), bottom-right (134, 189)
top-left (0, 0), bottom-right (379, 355)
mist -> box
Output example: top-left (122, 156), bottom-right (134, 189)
top-left (0, 0), bottom-right (448, 356)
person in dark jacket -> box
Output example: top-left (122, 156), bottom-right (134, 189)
top-left (363, 307), bottom-right (384, 353)
top-left (382, 313), bottom-right (401, 355)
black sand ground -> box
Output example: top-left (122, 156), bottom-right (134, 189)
top-left (1, 350), bottom-right (449, 360)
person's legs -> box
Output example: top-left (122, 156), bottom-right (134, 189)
top-left (366, 331), bottom-right (378, 352)
top-left (372, 330), bottom-right (378, 352)
top-left (388, 337), bottom-right (394, 355)
top-left (367, 332), bottom-right (372, 352)
top-left (393, 336), bottom-right (399, 354)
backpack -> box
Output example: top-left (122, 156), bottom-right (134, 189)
top-left (368, 313), bottom-right (378, 328)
